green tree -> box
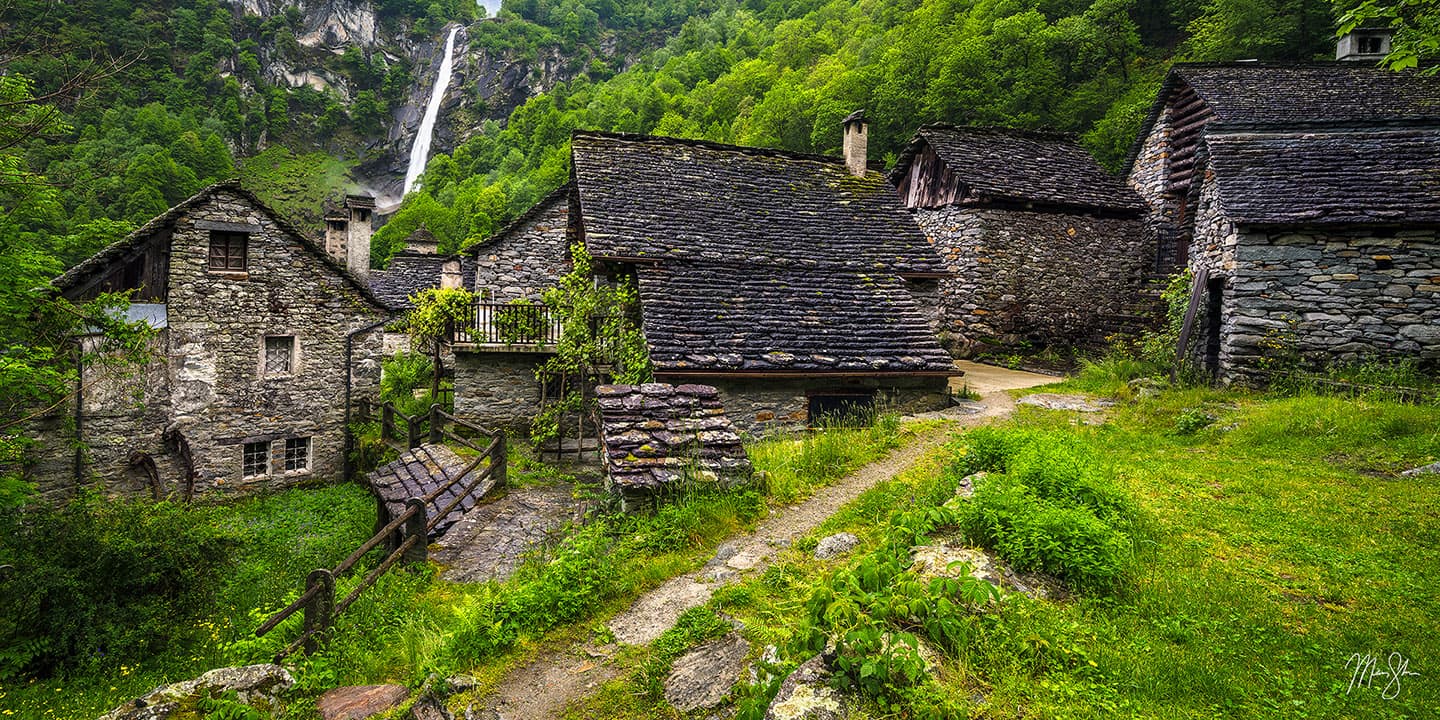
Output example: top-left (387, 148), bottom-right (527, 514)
top-left (1341, 0), bottom-right (1440, 70)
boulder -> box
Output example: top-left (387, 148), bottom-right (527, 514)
top-left (663, 633), bottom-right (751, 712)
top-left (316, 685), bottom-right (410, 720)
top-left (764, 654), bottom-right (848, 720)
top-left (99, 664), bottom-right (293, 720)
top-left (813, 532), bottom-right (859, 560)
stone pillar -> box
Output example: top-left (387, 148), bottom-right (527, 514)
top-left (440, 257), bottom-right (463, 289)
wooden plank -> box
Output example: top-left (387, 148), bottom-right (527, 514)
top-left (1173, 268), bottom-right (1210, 372)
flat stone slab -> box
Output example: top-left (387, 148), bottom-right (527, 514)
top-left (664, 633), bottom-right (751, 712)
top-left (813, 532), bottom-right (859, 559)
top-left (432, 485), bottom-right (579, 583)
top-left (316, 684), bottom-right (410, 720)
top-left (101, 665), bottom-right (292, 720)
top-left (1017, 393), bottom-right (1114, 413)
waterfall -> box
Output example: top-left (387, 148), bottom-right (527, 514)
top-left (404, 25), bottom-right (460, 196)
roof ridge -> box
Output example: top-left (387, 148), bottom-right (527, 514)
top-left (918, 123), bottom-right (1077, 142)
top-left (571, 130), bottom-right (845, 166)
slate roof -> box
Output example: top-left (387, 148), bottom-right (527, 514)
top-left (891, 125), bottom-right (1144, 212)
top-left (367, 253), bottom-right (477, 310)
top-left (51, 179), bottom-right (391, 311)
top-left (636, 262), bottom-right (956, 375)
top-left (1205, 128), bottom-right (1440, 226)
top-left (1176, 63), bottom-right (1440, 129)
top-left (569, 132), bottom-right (943, 274)
top-left (596, 383), bottom-right (752, 492)
top-left (1125, 62), bottom-right (1440, 174)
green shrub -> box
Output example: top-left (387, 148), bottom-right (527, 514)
top-left (950, 429), bottom-right (1138, 592)
top-left (0, 496), bottom-right (239, 678)
top-left (379, 350), bottom-right (436, 417)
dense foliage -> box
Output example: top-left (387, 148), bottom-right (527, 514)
top-left (391, 0), bottom-right (1380, 260)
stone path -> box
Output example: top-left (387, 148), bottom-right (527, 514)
top-left (473, 374), bottom-right (1053, 720)
top-left (431, 486), bottom-right (582, 584)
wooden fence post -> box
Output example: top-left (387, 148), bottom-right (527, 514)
top-left (492, 433), bottom-right (508, 489)
top-left (407, 418), bottom-right (422, 449)
top-left (403, 498), bottom-right (428, 563)
top-left (381, 403), bottom-right (394, 442)
top-left (428, 404), bottom-right (443, 445)
top-left (357, 397), bottom-right (371, 422)
top-left (302, 568), bottom-right (335, 655)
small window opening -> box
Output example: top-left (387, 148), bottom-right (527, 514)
top-left (356, 209), bottom-right (371, 222)
top-left (208, 231), bottom-right (248, 272)
top-left (1358, 35), bottom-right (1384, 54)
top-left (242, 441), bottom-right (269, 478)
top-left (1375, 257), bottom-right (1394, 271)
top-left (327, 220), bottom-right (348, 232)
top-left (265, 336), bottom-right (295, 375)
top-left (284, 437), bottom-right (310, 472)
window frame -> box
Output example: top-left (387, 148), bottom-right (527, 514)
top-left (283, 436), bottom-right (311, 473)
top-left (242, 440), bottom-right (270, 478)
top-left (207, 230), bottom-right (249, 273)
top-left (263, 335), bottom-right (296, 377)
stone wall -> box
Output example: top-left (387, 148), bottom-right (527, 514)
top-left (452, 352), bottom-right (547, 432)
top-left (1127, 107), bottom-right (1182, 273)
top-left (470, 193), bottom-right (570, 302)
top-left (28, 188), bottom-right (388, 501)
top-left (675, 375), bottom-right (952, 437)
top-left (911, 206), bottom-right (1155, 354)
top-left (1189, 174), bottom-right (1440, 377)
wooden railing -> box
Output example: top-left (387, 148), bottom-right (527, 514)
top-left (254, 433), bottom-right (507, 659)
top-left (356, 399), bottom-right (490, 451)
top-left (451, 301), bottom-right (561, 346)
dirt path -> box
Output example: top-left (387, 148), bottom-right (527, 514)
top-left (474, 373), bottom-right (1051, 720)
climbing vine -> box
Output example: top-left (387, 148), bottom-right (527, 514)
top-left (405, 287), bottom-right (476, 398)
top-left (531, 243), bottom-right (652, 443)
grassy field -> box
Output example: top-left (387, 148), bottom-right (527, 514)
top-left (1, 419), bottom-right (916, 719)
top-left (571, 382), bottom-right (1440, 718)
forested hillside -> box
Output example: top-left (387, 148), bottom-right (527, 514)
top-left (379, 0), bottom-right (1347, 259)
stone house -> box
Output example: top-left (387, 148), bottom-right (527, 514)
top-left (447, 185), bottom-right (573, 431)
top-left (1126, 56), bottom-right (1440, 378)
top-left (889, 125), bottom-right (1155, 354)
top-left (564, 128), bottom-right (958, 434)
top-left (38, 181), bottom-right (390, 501)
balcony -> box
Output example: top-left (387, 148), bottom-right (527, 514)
top-left (450, 301), bottom-right (561, 352)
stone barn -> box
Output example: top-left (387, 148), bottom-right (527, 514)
top-left (39, 180), bottom-right (390, 501)
top-left (566, 129), bottom-right (959, 434)
top-left (889, 125), bottom-right (1155, 354)
top-left (1127, 56), bottom-right (1440, 378)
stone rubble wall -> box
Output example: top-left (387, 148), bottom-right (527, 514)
top-left (470, 194), bottom-right (570, 302)
top-left (911, 206), bottom-right (1156, 354)
top-left (452, 352), bottom-right (547, 433)
top-left (686, 375), bottom-right (952, 437)
top-left (596, 383), bottom-right (752, 495)
top-left (1127, 107), bottom-right (1183, 273)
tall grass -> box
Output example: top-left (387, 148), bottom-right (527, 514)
top-left (748, 413), bottom-right (904, 504)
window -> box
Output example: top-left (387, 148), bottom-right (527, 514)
top-left (264, 336), bottom-right (295, 375)
top-left (208, 231), bottom-right (248, 272)
top-left (284, 437), bottom-right (310, 472)
top-left (1358, 35), bottom-right (1384, 54)
top-left (327, 219), bottom-right (348, 232)
top-left (242, 441), bottom-right (269, 478)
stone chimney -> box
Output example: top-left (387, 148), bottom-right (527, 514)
top-left (842, 109), bottom-right (869, 177)
top-left (1336, 27), bottom-right (1392, 61)
top-left (323, 201), bottom-right (349, 265)
top-left (440, 257), bottom-right (463, 289)
top-left (404, 223), bottom-right (440, 255)
top-left (344, 194), bottom-right (375, 280)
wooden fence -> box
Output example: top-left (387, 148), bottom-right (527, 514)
top-left (255, 405), bottom-right (504, 659)
top-left (356, 398), bottom-right (489, 451)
